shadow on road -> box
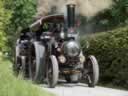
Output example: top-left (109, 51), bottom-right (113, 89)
top-left (42, 80), bottom-right (88, 88)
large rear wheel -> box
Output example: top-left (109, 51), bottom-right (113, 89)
top-left (29, 42), bottom-right (46, 83)
top-left (13, 44), bottom-right (29, 78)
top-left (20, 56), bottom-right (29, 78)
top-left (13, 45), bottom-right (20, 75)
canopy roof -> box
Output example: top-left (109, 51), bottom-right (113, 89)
top-left (29, 14), bottom-right (64, 32)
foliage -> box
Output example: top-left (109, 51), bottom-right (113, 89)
top-left (0, 0), bottom-right (12, 53)
top-left (10, 0), bottom-right (36, 28)
top-left (0, 59), bottom-right (53, 96)
top-left (86, 0), bottom-right (128, 33)
top-left (5, 0), bottom-right (37, 57)
top-left (81, 26), bottom-right (128, 89)
top-left (110, 0), bottom-right (128, 26)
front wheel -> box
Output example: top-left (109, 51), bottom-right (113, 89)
top-left (47, 55), bottom-right (59, 88)
top-left (85, 55), bottom-right (99, 87)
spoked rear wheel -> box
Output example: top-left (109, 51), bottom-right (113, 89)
top-left (13, 44), bottom-right (21, 75)
top-left (47, 55), bottom-right (59, 88)
top-left (85, 55), bottom-right (99, 87)
top-left (14, 45), bottom-right (29, 78)
top-left (20, 56), bottom-right (29, 78)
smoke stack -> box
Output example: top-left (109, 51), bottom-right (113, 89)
top-left (67, 4), bottom-right (76, 28)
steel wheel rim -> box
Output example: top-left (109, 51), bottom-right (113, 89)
top-left (87, 60), bottom-right (94, 83)
top-left (30, 45), bottom-right (36, 79)
top-left (48, 60), bottom-right (53, 83)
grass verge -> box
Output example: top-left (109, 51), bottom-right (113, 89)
top-left (0, 59), bottom-right (53, 96)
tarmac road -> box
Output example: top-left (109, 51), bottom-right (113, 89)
top-left (42, 82), bottom-right (128, 96)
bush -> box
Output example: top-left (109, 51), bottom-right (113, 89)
top-left (0, 0), bottom-right (12, 53)
top-left (5, 0), bottom-right (36, 59)
top-left (81, 26), bottom-right (128, 89)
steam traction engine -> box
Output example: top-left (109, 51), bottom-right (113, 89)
top-left (13, 4), bottom-right (99, 88)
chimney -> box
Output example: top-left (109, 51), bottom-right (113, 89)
top-left (67, 4), bottom-right (76, 29)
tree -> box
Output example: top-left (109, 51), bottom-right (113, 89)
top-left (97, 0), bottom-right (128, 28)
top-left (5, 0), bottom-right (36, 57)
top-left (0, 0), bottom-right (12, 54)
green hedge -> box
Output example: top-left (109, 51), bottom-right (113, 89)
top-left (81, 26), bottom-right (128, 89)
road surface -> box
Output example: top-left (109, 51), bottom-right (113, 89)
top-left (42, 82), bottom-right (128, 96)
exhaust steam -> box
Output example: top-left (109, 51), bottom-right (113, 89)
top-left (36, 0), bottom-right (113, 18)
